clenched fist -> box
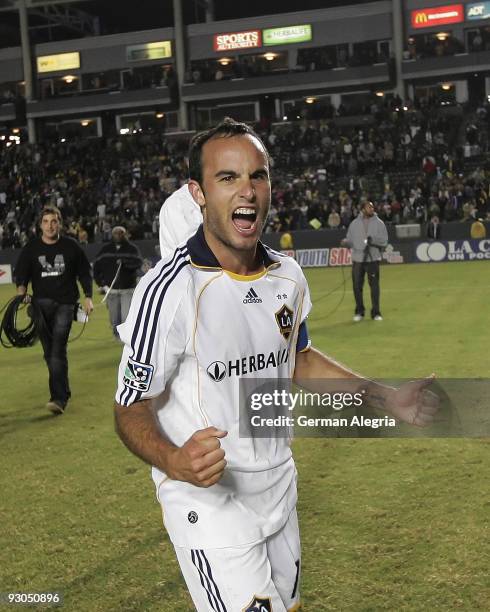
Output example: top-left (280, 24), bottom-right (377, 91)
top-left (166, 426), bottom-right (228, 487)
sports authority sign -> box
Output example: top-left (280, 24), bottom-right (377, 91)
top-left (0, 264), bottom-right (12, 284)
top-left (411, 4), bottom-right (464, 28)
top-left (213, 30), bottom-right (261, 52)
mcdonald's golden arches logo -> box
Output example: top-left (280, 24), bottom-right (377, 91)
top-left (411, 4), bottom-right (464, 28)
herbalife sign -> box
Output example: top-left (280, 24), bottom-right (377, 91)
top-left (263, 24), bottom-right (312, 46)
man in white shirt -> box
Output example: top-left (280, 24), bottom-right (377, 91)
top-left (158, 184), bottom-right (202, 259)
top-left (114, 118), bottom-right (437, 611)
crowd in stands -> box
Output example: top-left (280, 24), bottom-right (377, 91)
top-left (257, 98), bottom-right (488, 231)
top-left (0, 134), bottom-right (188, 249)
top-left (1, 97), bottom-right (490, 249)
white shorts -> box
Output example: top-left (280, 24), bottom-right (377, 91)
top-left (173, 509), bottom-right (301, 612)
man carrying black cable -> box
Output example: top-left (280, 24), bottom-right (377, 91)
top-left (14, 206), bottom-right (93, 415)
top-left (93, 226), bottom-right (142, 339)
top-left (341, 201), bottom-right (388, 322)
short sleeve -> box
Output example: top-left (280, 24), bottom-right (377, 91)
top-left (14, 245), bottom-right (32, 287)
top-left (115, 258), bottom-right (189, 406)
top-left (300, 273), bottom-right (312, 323)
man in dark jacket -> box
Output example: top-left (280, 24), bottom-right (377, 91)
top-left (15, 206), bottom-right (94, 414)
top-left (427, 215), bottom-right (441, 240)
top-left (93, 226), bottom-right (142, 338)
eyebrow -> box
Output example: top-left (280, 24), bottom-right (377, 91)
top-left (214, 170), bottom-right (238, 178)
top-left (251, 168), bottom-right (269, 177)
top-left (214, 168), bottom-right (269, 179)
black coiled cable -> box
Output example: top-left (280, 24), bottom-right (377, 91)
top-left (0, 295), bottom-right (41, 348)
top-left (0, 296), bottom-right (88, 348)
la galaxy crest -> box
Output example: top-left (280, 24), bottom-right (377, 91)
top-left (275, 304), bottom-right (294, 340)
top-left (243, 595), bottom-right (272, 612)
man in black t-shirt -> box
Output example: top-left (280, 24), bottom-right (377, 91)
top-left (15, 206), bottom-right (94, 415)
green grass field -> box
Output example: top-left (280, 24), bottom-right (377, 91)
top-left (1, 261), bottom-right (489, 611)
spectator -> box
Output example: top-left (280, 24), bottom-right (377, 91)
top-left (93, 226), bottom-right (143, 338)
top-left (327, 209), bottom-right (341, 228)
top-left (470, 218), bottom-right (486, 239)
top-left (427, 215), bottom-right (441, 239)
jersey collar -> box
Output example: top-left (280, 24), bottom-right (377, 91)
top-left (187, 225), bottom-right (279, 271)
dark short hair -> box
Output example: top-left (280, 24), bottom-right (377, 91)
top-left (188, 117), bottom-right (270, 184)
top-left (38, 205), bottom-right (62, 225)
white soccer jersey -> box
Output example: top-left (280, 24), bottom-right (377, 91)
top-left (158, 184), bottom-right (202, 259)
top-left (116, 226), bottom-right (312, 549)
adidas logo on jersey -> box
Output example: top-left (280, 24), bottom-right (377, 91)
top-left (243, 287), bottom-right (262, 304)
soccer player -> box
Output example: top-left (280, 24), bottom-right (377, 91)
top-left (159, 183), bottom-right (202, 259)
top-left (114, 119), bottom-right (437, 611)
top-left (15, 206), bottom-right (93, 414)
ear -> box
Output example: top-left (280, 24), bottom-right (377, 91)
top-left (188, 180), bottom-right (206, 209)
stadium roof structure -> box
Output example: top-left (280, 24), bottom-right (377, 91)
top-left (0, 0), bottom-right (86, 11)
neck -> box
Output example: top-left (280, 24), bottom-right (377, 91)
top-left (41, 235), bottom-right (58, 245)
top-left (204, 227), bottom-right (263, 275)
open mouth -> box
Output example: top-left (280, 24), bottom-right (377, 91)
top-left (232, 207), bottom-right (258, 234)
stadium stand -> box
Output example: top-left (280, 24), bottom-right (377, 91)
top-left (1, 0), bottom-right (490, 247)
top-left (1, 97), bottom-right (490, 248)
